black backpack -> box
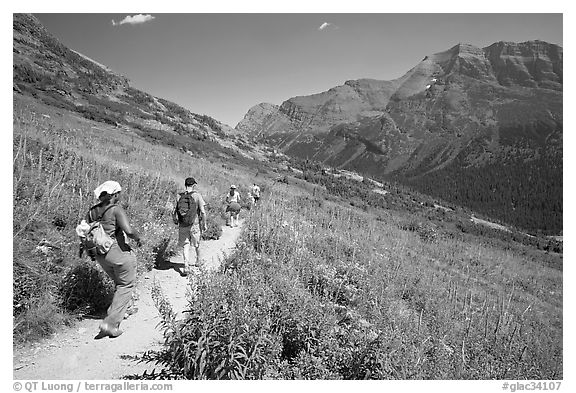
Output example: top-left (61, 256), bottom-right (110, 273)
top-left (173, 191), bottom-right (199, 226)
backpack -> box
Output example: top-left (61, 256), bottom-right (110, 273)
top-left (83, 204), bottom-right (116, 258)
top-left (174, 191), bottom-right (199, 226)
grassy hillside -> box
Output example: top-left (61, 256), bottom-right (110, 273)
top-left (12, 94), bottom-right (259, 342)
top-left (13, 94), bottom-right (562, 379)
top-left (147, 180), bottom-right (562, 379)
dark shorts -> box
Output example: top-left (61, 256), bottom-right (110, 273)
top-left (226, 202), bottom-right (241, 213)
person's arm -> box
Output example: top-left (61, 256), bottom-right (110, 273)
top-left (197, 194), bottom-right (207, 231)
top-left (114, 207), bottom-right (142, 246)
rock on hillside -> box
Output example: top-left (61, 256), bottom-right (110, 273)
top-left (483, 40), bottom-right (562, 90)
top-left (236, 103), bottom-right (296, 137)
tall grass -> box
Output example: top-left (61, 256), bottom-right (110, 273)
top-left (13, 99), bottom-right (257, 202)
top-left (12, 97), bottom-right (257, 343)
top-left (149, 181), bottom-right (562, 379)
top-left (13, 97), bottom-right (562, 379)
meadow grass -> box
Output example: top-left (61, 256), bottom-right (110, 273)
top-left (150, 181), bottom-right (562, 379)
top-left (13, 97), bottom-right (256, 203)
top-left (13, 96), bottom-right (562, 379)
top-left (12, 96), bottom-right (258, 342)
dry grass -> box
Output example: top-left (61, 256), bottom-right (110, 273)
top-left (13, 95), bottom-right (562, 379)
top-left (12, 95), bottom-right (261, 342)
top-left (13, 97), bottom-right (256, 201)
top-left (147, 180), bottom-right (562, 379)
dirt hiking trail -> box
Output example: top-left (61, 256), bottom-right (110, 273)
top-left (13, 221), bottom-right (244, 380)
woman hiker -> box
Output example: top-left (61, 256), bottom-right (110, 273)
top-left (225, 184), bottom-right (242, 227)
top-left (87, 180), bottom-right (142, 338)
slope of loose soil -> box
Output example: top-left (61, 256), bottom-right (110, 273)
top-left (13, 222), bottom-right (243, 380)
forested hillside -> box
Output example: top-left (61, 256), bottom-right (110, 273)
top-left (404, 144), bottom-right (562, 234)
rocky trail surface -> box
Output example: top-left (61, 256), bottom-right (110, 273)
top-left (13, 222), bottom-right (243, 380)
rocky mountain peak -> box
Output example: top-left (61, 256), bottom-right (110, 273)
top-left (486, 40), bottom-right (562, 58)
top-left (453, 43), bottom-right (486, 57)
top-left (483, 40), bottom-right (562, 89)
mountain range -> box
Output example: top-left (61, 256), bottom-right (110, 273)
top-left (236, 40), bottom-right (563, 233)
top-left (12, 13), bottom-right (562, 234)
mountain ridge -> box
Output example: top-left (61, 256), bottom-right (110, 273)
top-left (235, 40), bottom-right (562, 233)
top-left (13, 13), bottom-right (263, 161)
top-left (12, 13), bottom-right (562, 233)
top-left (237, 39), bottom-right (562, 131)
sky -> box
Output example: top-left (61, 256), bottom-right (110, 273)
top-left (30, 12), bottom-right (563, 128)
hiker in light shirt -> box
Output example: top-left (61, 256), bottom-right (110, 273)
top-left (225, 184), bottom-right (241, 227)
top-left (251, 183), bottom-right (261, 205)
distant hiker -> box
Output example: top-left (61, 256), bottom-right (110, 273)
top-left (174, 177), bottom-right (207, 277)
top-left (85, 181), bottom-right (142, 339)
top-left (251, 183), bottom-right (261, 205)
top-left (225, 184), bottom-right (242, 227)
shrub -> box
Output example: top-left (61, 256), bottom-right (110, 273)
top-left (13, 258), bottom-right (41, 316)
top-left (13, 293), bottom-right (72, 344)
top-left (399, 219), bottom-right (438, 242)
top-left (202, 211), bottom-right (223, 241)
top-left (197, 114), bottom-right (222, 132)
top-left (148, 275), bottom-right (281, 379)
top-left (13, 238), bottom-right (68, 317)
top-left (58, 260), bottom-right (115, 316)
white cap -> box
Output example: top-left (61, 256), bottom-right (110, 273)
top-left (94, 180), bottom-right (122, 199)
top-left (230, 184), bottom-right (237, 189)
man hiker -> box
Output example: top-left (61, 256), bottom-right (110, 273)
top-left (251, 183), bottom-right (261, 205)
top-left (174, 177), bottom-right (207, 277)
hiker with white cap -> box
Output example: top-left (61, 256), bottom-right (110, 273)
top-left (173, 177), bottom-right (207, 277)
top-left (86, 180), bottom-right (142, 339)
top-left (225, 184), bottom-right (242, 227)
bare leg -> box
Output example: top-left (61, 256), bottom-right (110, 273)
top-left (176, 226), bottom-right (192, 275)
top-left (195, 246), bottom-right (202, 268)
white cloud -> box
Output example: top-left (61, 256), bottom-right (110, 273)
top-left (112, 14), bottom-right (155, 27)
top-left (318, 22), bottom-right (337, 31)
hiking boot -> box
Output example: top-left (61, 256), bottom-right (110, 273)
top-left (96, 322), bottom-right (123, 339)
top-left (180, 266), bottom-right (190, 277)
